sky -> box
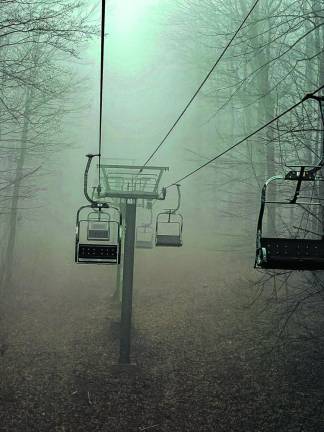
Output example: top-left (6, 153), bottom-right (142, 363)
top-left (81, 0), bottom-right (214, 178)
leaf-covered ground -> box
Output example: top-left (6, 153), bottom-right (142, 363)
top-left (0, 249), bottom-right (324, 431)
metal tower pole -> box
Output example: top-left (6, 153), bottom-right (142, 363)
top-left (113, 200), bottom-right (125, 303)
top-left (119, 199), bottom-right (137, 364)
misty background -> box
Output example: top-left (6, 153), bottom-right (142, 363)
top-left (1, 1), bottom-right (324, 431)
top-left (13, 0), bottom-right (243, 291)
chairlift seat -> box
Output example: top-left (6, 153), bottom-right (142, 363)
top-left (78, 243), bottom-right (119, 264)
top-left (257, 237), bottom-right (324, 270)
top-left (136, 239), bottom-right (154, 249)
top-left (156, 234), bottom-right (182, 247)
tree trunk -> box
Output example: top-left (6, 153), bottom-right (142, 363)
top-left (312, 0), bottom-right (324, 237)
top-left (2, 87), bottom-right (33, 290)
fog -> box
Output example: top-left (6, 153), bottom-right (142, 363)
top-left (16, 0), bottom-right (241, 288)
top-left (1, 1), bottom-right (324, 431)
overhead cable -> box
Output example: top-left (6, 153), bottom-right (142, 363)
top-left (166, 85), bottom-right (324, 188)
top-left (98, 0), bottom-right (106, 187)
top-left (137, 0), bottom-right (261, 173)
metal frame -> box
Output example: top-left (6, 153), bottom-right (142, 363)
top-left (99, 164), bottom-right (169, 200)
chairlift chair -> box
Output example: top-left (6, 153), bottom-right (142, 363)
top-left (75, 204), bottom-right (121, 264)
top-left (255, 166), bottom-right (324, 270)
top-left (155, 184), bottom-right (183, 247)
top-left (155, 212), bottom-right (183, 247)
top-left (136, 205), bottom-right (154, 249)
top-left (136, 224), bottom-right (154, 249)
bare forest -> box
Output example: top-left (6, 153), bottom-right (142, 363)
top-left (1, 0), bottom-right (324, 431)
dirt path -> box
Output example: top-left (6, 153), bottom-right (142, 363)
top-left (0, 249), bottom-right (323, 431)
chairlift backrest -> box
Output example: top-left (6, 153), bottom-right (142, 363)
top-left (87, 211), bottom-right (111, 241)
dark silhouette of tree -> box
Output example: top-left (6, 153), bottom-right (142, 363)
top-left (0, 1), bottom-right (97, 289)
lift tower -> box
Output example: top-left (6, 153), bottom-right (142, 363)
top-left (96, 162), bottom-right (168, 364)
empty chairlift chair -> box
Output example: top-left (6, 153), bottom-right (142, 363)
top-left (136, 205), bottom-right (154, 249)
top-left (255, 166), bottom-right (324, 270)
top-left (155, 184), bottom-right (183, 247)
top-left (136, 224), bottom-right (154, 249)
top-left (75, 204), bottom-right (121, 264)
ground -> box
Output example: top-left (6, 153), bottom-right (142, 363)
top-left (0, 248), bottom-right (324, 431)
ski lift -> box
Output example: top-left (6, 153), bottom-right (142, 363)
top-left (255, 166), bottom-right (324, 270)
top-left (75, 203), bottom-right (121, 264)
top-left (156, 184), bottom-right (183, 247)
top-left (136, 224), bottom-right (154, 249)
top-left (136, 206), bottom-right (154, 249)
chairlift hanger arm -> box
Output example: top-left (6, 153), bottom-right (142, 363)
top-left (83, 156), bottom-right (121, 218)
top-left (158, 187), bottom-right (167, 201)
top-left (300, 94), bottom-right (324, 175)
top-left (289, 166), bottom-right (305, 204)
top-left (76, 205), bottom-right (93, 231)
top-left (256, 175), bottom-right (284, 237)
top-left (84, 154), bottom-right (99, 205)
top-left (164, 184), bottom-right (181, 213)
top-left (84, 154), bottom-right (110, 207)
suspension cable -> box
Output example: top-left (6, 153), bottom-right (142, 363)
top-left (319, 96), bottom-right (324, 158)
top-left (98, 0), bottom-right (106, 189)
top-left (137, 0), bottom-right (261, 174)
top-left (165, 85), bottom-right (324, 188)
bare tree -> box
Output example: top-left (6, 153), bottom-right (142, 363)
top-left (0, 1), bottom-right (97, 289)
